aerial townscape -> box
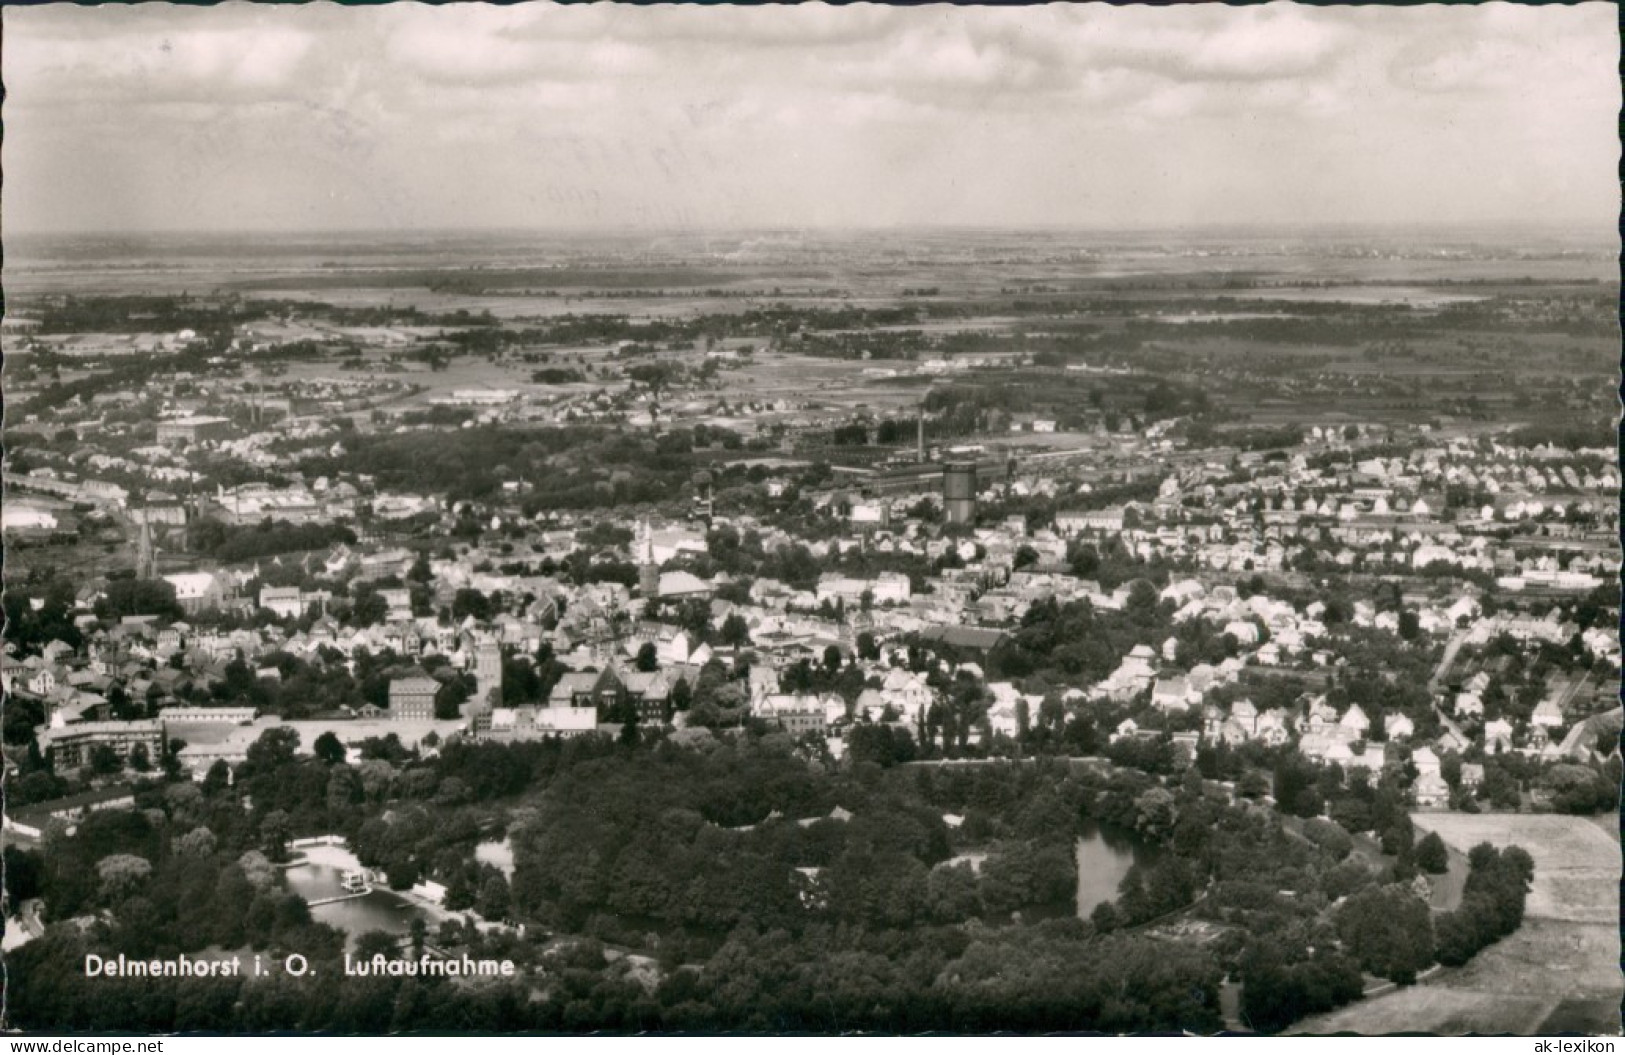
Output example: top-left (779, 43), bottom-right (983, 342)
top-left (4, 224), bottom-right (1617, 1035)
top-left (2, 2), bottom-right (1619, 1041)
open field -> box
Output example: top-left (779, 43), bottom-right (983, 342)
top-left (1293, 918), bottom-right (1620, 1036)
top-left (1293, 814), bottom-right (1621, 1035)
top-left (1413, 813), bottom-right (1620, 924)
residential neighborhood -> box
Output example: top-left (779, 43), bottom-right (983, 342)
top-left (2, 4), bottom-right (1617, 1032)
top-left (8, 415), bottom-right (1618, 816)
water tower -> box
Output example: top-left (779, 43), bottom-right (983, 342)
top-left (942, 461), bottom-right (977, 526)
top-left (636, 520), bottom-right (660, 599)
top-left (474, 637), bottom-right (503, 708)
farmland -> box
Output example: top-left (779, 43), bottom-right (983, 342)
top-left (1413, 814), bottom-right (1619, 926)
top-left (1292, 814), bottom-right (1621, 1036)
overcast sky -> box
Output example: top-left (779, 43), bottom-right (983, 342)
top-left (4, 2), bottom-right (1617, 234)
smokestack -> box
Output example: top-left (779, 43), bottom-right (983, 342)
top-left (917, 405), bottom-right (925, 462)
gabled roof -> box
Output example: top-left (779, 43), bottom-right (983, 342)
top-left (620, 670), bottom-right (659, 694)
top-left (388, 676), bottom-right (440, 695)
top-left (549, 671), bottom-right (600, 698)
top-left (1152, 677), bottom-right (1191, 701)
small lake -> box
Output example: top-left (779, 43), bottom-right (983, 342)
top-left (475, 837), bottom-right (515, 878)
top-left (283, 848), bottom-right (428, 951)
top-left (1074, 819), bottom-right (1161, 920)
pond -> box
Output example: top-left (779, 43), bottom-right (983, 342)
top-left (1074, 818), bottom-right (1161, 920)
top-left (474, 837), bottom-right (515, 878)
top-left (283, 846), bottom-right (429, 951)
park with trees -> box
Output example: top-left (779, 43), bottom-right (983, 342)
top-left (3, 707), bottom-right (1539, 1034)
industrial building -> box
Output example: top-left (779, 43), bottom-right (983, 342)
top-left (156, 416), bottom-right (232, 446)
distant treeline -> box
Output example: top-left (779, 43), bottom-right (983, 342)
top-left (30, 294), bottom-right (263, 335)
top-left (1506, 420), bottom-right (1613, 451)
top-left (295, 425), bottom-right (701, 507)
top-left (24, 294), bottom-right (499, 336)
top-left (189, 518), bottom-right (357, 564)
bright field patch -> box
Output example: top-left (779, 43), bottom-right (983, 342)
top-left (1292, 920), bottom-right (1620, 1036)
top-left (1412, 813), bottom-right (1620, 924)
top-left (1292, 814), bottom-right (1621, 1035)
top-left (1292, 987), bottom-right (1554, 1036)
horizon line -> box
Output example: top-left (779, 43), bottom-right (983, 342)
top-left (4, 219), bottom-right (1615, 240)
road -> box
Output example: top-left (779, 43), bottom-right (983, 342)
top-left (1426, 630), bottom-right (1470, 695)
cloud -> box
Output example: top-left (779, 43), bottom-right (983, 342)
top-left (2, 2), bottom-right (1616, 234)
top-left (1182, 7), bottom-right (1346, 80)
top-left (1060, 4), bottom-right (1352, 86)
top-left (1383, 11), bottom-right (1616, 98)
top-left (380, 6), bottom-right (657, 86)
top-left (6, 10), bottom-right (314, 96)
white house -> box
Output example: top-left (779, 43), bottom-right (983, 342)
top-left (1150, 676), bottom-right (1195, 712)
top-left (1223, 620), bottom-right (1261, 646)
top-left (1339, 704), bottom-right (1371, 737)
top-left (1530, 696), bottom-right (1566, 729)
top-left (1413, 772), bottom-right (1450, 809)
top-left (28, 667), bottom-right (60, 696)
top-left (1096, 644), bottom-right (1157, 701)
top-left (1484, 719), bottom-right (1515, 755)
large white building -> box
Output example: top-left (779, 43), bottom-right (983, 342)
top-left (2, 506), bottom-right (58, 531)
top-left (259, 586), bottom-right (306, 619)
top-left (164, 572), bottom-right (224, 614)
top-left (38, 721), bottom-right (166, 770)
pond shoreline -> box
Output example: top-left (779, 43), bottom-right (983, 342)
top-left (1074, 819), bottom-right (1159, 921)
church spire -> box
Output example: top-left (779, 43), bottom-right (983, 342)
top-left (136, 519), bottom-right (156, 580)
